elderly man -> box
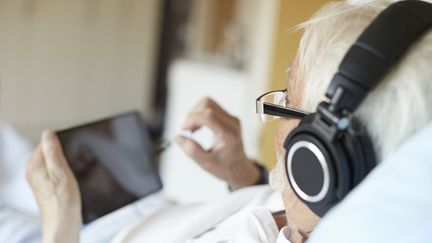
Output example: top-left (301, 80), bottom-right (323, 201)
top-left (20, 0), bottom-right (432, 242)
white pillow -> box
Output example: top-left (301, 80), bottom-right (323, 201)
top-left (308, 122), bottom-right (432, 243)
top-left (0, 122), bottom-right (38, 215)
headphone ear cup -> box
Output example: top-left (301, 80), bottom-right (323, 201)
top-left (284, 114), bottom-right (352, 217)
top-left (342, 118), bottom-right (377, 186)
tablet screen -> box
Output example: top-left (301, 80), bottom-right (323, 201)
top-left (57, 112), bottom-right (162, 224)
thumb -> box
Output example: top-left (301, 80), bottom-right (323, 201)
top-left (176, 135), bottom-right (209, 160)
top-left (26, 145), bottom-right (48, 184)
top-left (41, 130), bottom-right (69, 174)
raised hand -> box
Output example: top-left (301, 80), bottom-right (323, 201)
top-left (176, 98), bottom-right (260, 189)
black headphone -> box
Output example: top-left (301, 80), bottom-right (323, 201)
top-left (283, 0), bottom-right (432, 217)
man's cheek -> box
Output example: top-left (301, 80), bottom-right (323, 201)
top-left (275, 119), bottom-right (300, 150)
top-left (275, 120), bottom-right (289, 150)
top-left (269, 153), bottom-right (289, 193)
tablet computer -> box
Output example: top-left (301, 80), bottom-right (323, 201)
top-left (56, 111), bottom-right (163, 224)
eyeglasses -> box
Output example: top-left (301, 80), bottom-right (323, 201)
top-left (256, 89), bottom-right (309, 122)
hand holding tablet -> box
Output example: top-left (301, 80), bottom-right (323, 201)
top-left (56, 112), bottom-right (162, 224)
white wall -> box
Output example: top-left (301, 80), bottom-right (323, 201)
top-left (161, 59), bottom-right (249, 203)
top-left (240, 0), bottom-right (279, 159)
top-left (161, 0), bottom-right (279, 203)
top-left (0, 0), bottom-right (161, 143)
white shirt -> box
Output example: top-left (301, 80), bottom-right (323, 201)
top-left (0, 123), bottom-right (293, 243)
top-left (112, 186), bottom-right (290, 243)
top-left (308, 122), bottom-right (432, 243)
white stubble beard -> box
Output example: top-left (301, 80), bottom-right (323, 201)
top-left (269, 151), bottom-right (289, 193)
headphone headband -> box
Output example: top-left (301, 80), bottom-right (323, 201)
top-left (326, 0), bottom-right (432, 114)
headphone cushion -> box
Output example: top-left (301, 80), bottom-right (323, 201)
top-left (342, 117), bottom-right (376, 187)
top-left (284, 114), bottom-right (353, 216)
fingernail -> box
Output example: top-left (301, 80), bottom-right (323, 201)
top-left (42, 130), bottom-right (53, 143)
top-left (42, 131), bottom-right (58, 151)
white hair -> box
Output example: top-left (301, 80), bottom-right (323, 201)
top-left (296, 0), bottom-right (432, 161)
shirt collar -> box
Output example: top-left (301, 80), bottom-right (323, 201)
top-left (276, 226), bottom-right (292, 243)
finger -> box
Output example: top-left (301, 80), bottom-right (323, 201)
top-left (182, 111), bottom-right (227, 135)
top-left (193, 98), bottom-right (238, 126)
top-left (188, 97), bottom-right (215, 114)
top-left (183, 98), bottom-right (213, 132)
top-left (184, 98), bottom-right (234, 128)
top-left (183, 100), bottom-right (237, 132)
top-left (176, 135), bottom-right (210, 160)
top-left (26, 145), bottom-right (44, 171)
top-left (26, 145), bottom-right (48, 183)
top-left (188, 97), bottom-right (232, 119)
top-left (201, 98), bottom-right (232, 118)
top-left (41, 130), bottom-right (69, 175)
top-left (182, 112), bottom-right (208, 132)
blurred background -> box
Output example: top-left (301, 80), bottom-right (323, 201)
top-left (0, 0), bottom-right (329, 202)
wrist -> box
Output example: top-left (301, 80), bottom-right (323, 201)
top-left (42, 212), bottom-right (82, 243)
top-left (43, 226), bottom-right (80, 243)
top-left (228, 158), bottom-right (262, 190)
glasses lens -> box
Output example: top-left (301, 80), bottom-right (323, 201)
top-left (257, 91), bottom-right (286, 122)
top-left (262, 91), bottom-right (286, 106)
